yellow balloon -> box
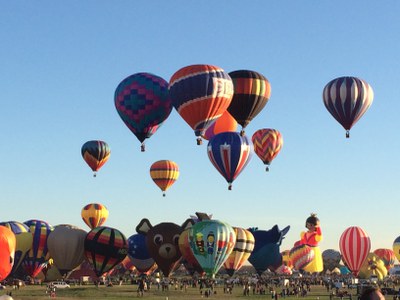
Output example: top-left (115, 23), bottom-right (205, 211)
top-left (393, 236), bottom-right (400, 262)
top-left (358, 253), bottom-right (387, 280)
top-left (81, 203), bottom-right (109, 229)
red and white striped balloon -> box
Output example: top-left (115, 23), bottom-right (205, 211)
top-left (339, 226), bottom-right (371, 276)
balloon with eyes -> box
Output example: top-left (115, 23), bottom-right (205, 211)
top-left (136, 218), bottom-right (193, 277)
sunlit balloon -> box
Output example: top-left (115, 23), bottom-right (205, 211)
top-left (281, 250), bottom-right (293, 269)
top-left (169, 64), bottom-right (234, 145)
top-left (358, 253), bottom-right (387, 280)
top-left (22, 219), bottom-right (53, 278)
top-left (323, 76), bottom-right (374, 138)
top-left (207, 132), bottom-right (253, 190)
top-left (81, 203), bottom-right (109, 230)
top-left (322, 249), bottom-right (341, 271)
top-left (203, 111), bottom-right (238, 141)
top-left (392, 236), bottom-right (400, 263)
top-left (252, 128), bottom-right (283, 171)
top-left (339, 226), bottom-right (371, 276)
top-left (149, 160), bottom-right (179, 196)
top-left (223, 227), bottom-right (254, 276)
top-left (179, 228), bottom-right (204, 276)
top-left (84, 226), bottom-right (128, 277)
top-left (373, 248), bottom-right (396, 271)
top-left (289, 244), bottom-right (315, 271)
top-left (0, 226), bottom-right (16, 280)
top-left (0, 221), bottom-right (32, 276)
top-left (227, 70), bottom-right (271, 135)
top-left (81, 140), bottom-right (110, 177)
top-left (127, 233), bottom-right (156, 275)
top-left (47, 225), bottom-right (87, 275)
top-left (114, 73), bottom-right (173, 151)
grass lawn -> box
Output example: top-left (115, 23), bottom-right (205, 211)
top-left (0, 283), bottom-right (358, 300)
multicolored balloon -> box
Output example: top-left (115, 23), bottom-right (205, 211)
top-left (252, 128), bottom-right (283, 171)
top-left (203, 111), bottom-right (238, 141)
top-left (127, 233), bottom-right (156, 275)
top-left (373, 248), bottom-right (396, 271)
top-left (323, 76), bottom-right (374, 138)
top-left (22, 219), bottom-right (53, 278)
top-left (81, 203), bottom-right (109, 230)
top-left (281, 250), bottom-right (293, 269)
top-left (289, 244), bottom-right (315, 271)
top-left (179, 228), bottom-right (204, 276)
top-left (149, 160), bottom-right (179, 196)
top-left (207, 132), bottom-right (253, 190)
top-left (0, 226), bottom-right (16, 280)
top-left (223, 227), bottom-right (255, 276)
top-left (322, 249), bottom-right (341, 271)
top-left (392, 236), bottom-right (400, 263)
top-left (339, 226), bottom-right (371, 276)
top-left (188, 219), bottom-right (236, 278)
top-left (84, 226), bottom-right (128, 277)
top-left (0, 221), bottom-right (32, 276)
top-left (81, 140), bottom-right (110, 177)
top-left (114, 73), bottom-right (172, 151)
top-left (47, 224), bottom-right (87, 275)
top-left (227, 70), bottom-right (271, 134)
top-left (169, 64), bottom-right (234, 145)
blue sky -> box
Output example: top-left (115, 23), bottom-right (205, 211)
top-left (1, 1), bottom-right (400, 255)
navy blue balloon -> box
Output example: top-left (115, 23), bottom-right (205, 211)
top-left (127, 233), bottom-right (155, 273)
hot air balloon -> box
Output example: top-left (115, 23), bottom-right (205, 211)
top-left (188, 219), bottom-right (236, 278)
top-left (127, 233), bottom-right (156, 275)
top-left (289, 244), bottom-right (315, 271)
top-left (22, 219), bottom-right (53, 278)
top-left (81, 140), bottom-right (110, 177)
top-left (0, 221), bottom-right (32, 276)
top-left (247, 225), bottom-right (290, 275)
top-left (169, 64), bottom-right (234, 145)
top-left (179, 228), bottom-right (204, 276)
top-left (373, 248), bottom-right (396, 271)
top-left (81, 203), bottom-right (109, 230)
top-left (223, 227), bottom-right (255, 276)
top-left (322, 249), bottom-right (341, 271)
top-left (203, 111), bottom-right (238, 141)
top-left (323, 76), bottom-right (374, 138)
top-left (252, 128), bottom-right (283, 171)
top-left (358, 253), bottom-right (387, 280)
top-left (393, 236), bottom-right (400, 263)
top-left (339, 226), bottom-right (371, 276)
top-left (0, 226), bottom-right (16, 280)
top-left (136, 218), bottom-right (193, 277)
top-left (227, 70), bottom-right (271, 135)
top-left (84, 226), bottom-right (128, 277)
top-left (275, 264), bottom-right (292, 276)
top-left (114, 72), bottom-right (172, 151)
top-left (47, 225), bottom-right (87, 276)
top-left (207, 132), bottom-right (253, 190)
top-left (149, 160), bottom-right (179, 197)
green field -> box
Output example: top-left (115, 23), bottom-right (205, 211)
top-left (0, 283), bottom-right (357, 300)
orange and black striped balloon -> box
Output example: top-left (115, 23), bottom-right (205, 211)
top-left (150, 160), bottom-right (179, 196)
top-left (81, 140), bottom-right (110, 176)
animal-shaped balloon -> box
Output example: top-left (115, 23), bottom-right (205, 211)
top-left (188, 219), bottom-right (236, 278)
top-left (339, 226), bottom-right (371, 276)
top-left (114, 73), bottom-right (172, 151)
top-left (247, 225), bottom-right (290, 275)
top-left (227, 70), bottom-right (271, 135)
top-left (81, 140), bottom-right (110, 177)
top-left (252, 128), bottom-right (283, 171)
top-left (136, 218), bottom-right (193, 277)
top-left (207, 132), bottom-right (253, 190)
top-left (84, 226), bottom-right (128, 277)
top-left (169, 64), bottom-right (234, 145)
top-left (323, 76), bottom-right (374, 138)
top-left (149, 160), bottom-right (179, 196)
top-left (81, 203), bottom-right (109, 229)
top-left (0, 226), bottom-right (16, 280)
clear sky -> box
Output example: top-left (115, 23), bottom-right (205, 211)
top-left (1, 1), bottom-right (400, 255)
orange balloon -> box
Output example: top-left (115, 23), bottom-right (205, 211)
top-left (0, 226), bottom-right (16, 280)
top-left (203, 111), bottom-right (238, 140)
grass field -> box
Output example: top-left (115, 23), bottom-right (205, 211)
top-left (0, 283), bottom-right (357, 300)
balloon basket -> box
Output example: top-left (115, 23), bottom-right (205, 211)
top-left (196, 138), bottom-right (203, 145)
top-left (228, 184), bottom-right (232, 190)
top-left (346, 131), bottom-right (350, 138)
top-left (93, 173), bottom-right (97, 177)
top-left (141, 144), bottom-right (145, 152)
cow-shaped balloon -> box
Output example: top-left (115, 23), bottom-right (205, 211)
top-left (247, 225), bottom-right (290, 275)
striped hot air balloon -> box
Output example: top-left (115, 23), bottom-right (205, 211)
top-left (207, 132), bottom-right (253, 190)
top-left (289, 244), bottom-right (315, 271)
top-left (252, 128), bottom-right (283, 171)
top-left (373, 248), bottom-right (396, 271)
top-left (339, 226), bottom-right (371, 276)
top-left (227, 70), bottom-right (271, 134)
top-left (84, 226), bottom-right (128, 277)
top-left (149, 160), bottom-right (179, 197)
top-left (114, 73), bottom-right (172, 151)
top-left (81, 203), bottom-right (109, 230)
top-left (323, 76), bottom-right (374, 138)
top-left (223, 227), bottom-right (255, 276)
top-left (81, 140), bottom-right (110, 177)
top-left (169, 64), bottom-right (234, 145)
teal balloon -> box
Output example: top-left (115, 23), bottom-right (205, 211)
top-left (188, 220), bottom-right (236, 278)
